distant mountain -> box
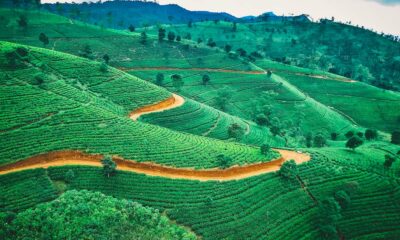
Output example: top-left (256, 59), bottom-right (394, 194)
top-left (42, 1), bottom-right (237, 29)
top-left (42, 0), bottom-right (310, 29)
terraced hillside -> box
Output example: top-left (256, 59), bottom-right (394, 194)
top-left (255, 60), bottom-right (400, 133)
top-left (1, 5), bottom-right (400, 240)
top-left (0, 41), bottom-right (278, 168)
top-left (134, 68), bottom-right (361, 146)
top-left (1, 141), bottom-right (399, 239)
top-left (0, 8), bottom-right (284, 146)
top-left (143, 20), bottom-right (400, 90)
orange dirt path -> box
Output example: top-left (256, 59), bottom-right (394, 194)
top-left (0, 149), bottom-right (310, 181)
top-left (129, 94), bottom-right (185, 120)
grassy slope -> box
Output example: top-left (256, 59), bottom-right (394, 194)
top-left (2, 141), bottom-right (399, 239)
top-left (144, 20), bottom-right (400, 89)
top-left (0, 8), bottom-right (285, 146)
top-left (0, 41), bottom-right (278, 168)
top-left (256, 60), bottom-right (400, 133)
top-left (134, 69), bottom-right (360, 146)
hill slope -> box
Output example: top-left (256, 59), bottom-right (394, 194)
top-left (144, 20), bottom-right (400, 90)
top-left (0, 41), bottom-right (278, 168)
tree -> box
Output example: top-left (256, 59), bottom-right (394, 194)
top-left (384, 155), bottom-right (396, 169)
top-left (188, 20), bottom-right (193, 28)
top-left (236, 48), bottom-right (247, 57)
top-left (38, 33), bottom-right (49, 47)
top-left (346, 136), bottom-right (363, 151)
top-left (391, 131), bottom-right (400, 145)
top-left (345, 131), bottom-right (354, 139)
top-left (33, 73), bottom-right (45, 85)
top-left (224, 44), bottom-right (232, 53)
top-left (99, 62), bottom-right (108, 73)
top-left (202, 74), bottom-right (210, 85)
top-left (3, 190), bottom-right (196, 240)
top-left (331, 132), bottom-right (338, 140)
top-left (140, 31), bottom-right (147, 44)
top-left (5, 47), bottom-right (29, 68)
top-left (266, 70), bottom-right (272, 78)
top-left (334, 190), bottom-right (351, 209)
top-left (232, 22), bottom-right (237, 32)
top-left (101, 156), bottom-right (116, 178)
top-left (215, 89), bottom-right (231, 111)
top-left (64, 169), bottom-right (75, 183)
top-left (256, 114), bottom-right (268, 126)
top-left (102, 54), bottom-right (110, 64)
top-left (365, 129), bottom-right (378, 140)
top-left (158, 28), bottom-right (166, 41)
top-left (171, 74), bottom-right (183, 91)
top-left (318, 198), bottom-right (342, 239)
top-left (176, 35), bottom-right (181, 42)
top-left (313, 134), bottom-right (326, 148)
top-left (306, 133), bottom-right (313, 147)
top-left (167, 31), bottom-right (176, 41)
top-left (356, 132), bottom-right (363, 138)
top-left (79, 45), bottom-right (93, 59)
top-left (207, 38), bottom-right (216, 47)
top-left (260, 144), bottom-right (271, 156)
top-left (279, 160), bottom-right (298, 180)
top-left (228, 123), bottom-right (245, 140)
top-left (217, 154), bottom-right (232, 169)
top-left (155, 73), bottom-right (164, 86)
top-left (18, 15), bottom-right (28, 29)
top-left (128, 24), bottom-right (135, 32)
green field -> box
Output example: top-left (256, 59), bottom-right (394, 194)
top-left (1, 4), bottom-right (400, 240)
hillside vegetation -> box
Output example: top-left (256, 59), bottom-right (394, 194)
top-left (1, 4), bottom-right (400, 240)
top-left (1, 190), bottom-right (196, 240)
top-left (0, 8), bottom-right (286, 146)
top-left (0, 41), bottom-right (278, 168)
top-left (144, 19), bottom-right (400, 90)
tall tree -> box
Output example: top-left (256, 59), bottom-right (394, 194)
top-left (346, 136), bottom-right (363, 151)
top-left (158, 28), bottom-right (166, 41)
top-left (38, 33), bottom-right (49, 47)
top-left (101, 156), bottom-right (116, 178)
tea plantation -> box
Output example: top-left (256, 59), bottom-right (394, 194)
top-left (1, 3), bottom-right (400, 240)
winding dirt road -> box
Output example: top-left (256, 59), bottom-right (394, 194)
top-left (1, 92), bottom-right (311, 180)
top-left (0, 150), bottom-right (310, 181)
top-left (129, 94), bottom-right (185, 120)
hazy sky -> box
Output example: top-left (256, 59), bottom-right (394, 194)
top-left (42, 0), bottom-right (400, 36)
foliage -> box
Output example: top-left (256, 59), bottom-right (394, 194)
top-left (392, 131), bottom-right (400, 145)
top-left (2, 190), bottom-right (196, 240)
top-left (64, 169), bottom-right (75, 183)
top-left (101, 156), bottom-right (116, 178)
top-left (217, 154), bottom-right (232, 169)
top-left (228, 123), bottom-right (245, 140)
top-left (171, 74), bottom-right (184, 91)
top-left (128, 24), bottom-right (135, 32)
top-left (260, 144), bottom-right (270, 155)
top-left (279, 160), bottom-right (298, 180)
top-left (168, 31), bottom-right (176, 41)
top-left (156, 73), bottom-right (164, 86)
top-left (313, 134), bottom-right (326, 148)
top-left (17, 15), bottom-right (27, 28)
top-left (334, 190), bottom-right (351, 209)
top-left (140, 31), bottom-right (147, 44)
top-left (346, 136), bottom-right (363, 150)
top-left (158, 28), bottom-right (166, 41)
top-left (384, 155), bottom-right (396, 169)
top-left (102, 54), bottom-right (110, 64)
top-left (365, 129), bottom-right (377, 140)
top-left (38, 33), bottom-right (49, 47)
top-left (202, 74), bottom-right (210, 85)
